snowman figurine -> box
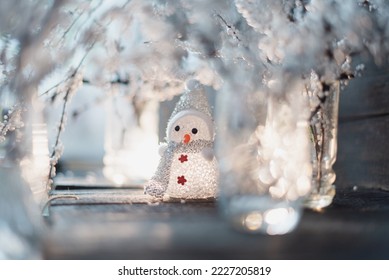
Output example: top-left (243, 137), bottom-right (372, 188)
top-left (144, 80), bottom-right (218, 200)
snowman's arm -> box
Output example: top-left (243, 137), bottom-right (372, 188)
top-left (159, 143), bottom-right (168, 156)
top-left (202, 147), bottom-right (214, 161)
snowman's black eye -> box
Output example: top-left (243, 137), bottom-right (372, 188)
top-left (175, 125), bottom-right (180, 131)
top-left (192, 128), bottom-right (198, 134)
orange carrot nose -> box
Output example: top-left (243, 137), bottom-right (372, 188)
top-left (183, 134), bottom-right (191, 144)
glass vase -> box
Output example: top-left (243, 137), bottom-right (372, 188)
top-left (216, 81), bottom-right (312, 235)
top-left (0, 93), bottom-right (44, 259)
top-left (20, 95), bottom-right (50, 208)
top-left (304, 81), bottom-right (339, 209)
top-left (103, 90), bottom-right (160, 186)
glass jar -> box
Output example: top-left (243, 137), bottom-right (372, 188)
top-left (0, 92), bottom-right (44, 259)
top-left (304, 81), bottom-right (339, 209)
top-left (103, 90), bottom-right (160, 186)
top-left (215, 80), bottom-right (312, 235)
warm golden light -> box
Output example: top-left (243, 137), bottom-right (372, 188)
top-left (243, 211), bottom-right (263, 231)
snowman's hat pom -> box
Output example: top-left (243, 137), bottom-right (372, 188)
top-left (170, 79), bottom-right (212, 120)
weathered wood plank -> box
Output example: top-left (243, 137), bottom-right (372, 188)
top-left (339, 62), bottom-right (389, 120)
top-left (43, 188), bottom-right (389, 260)
top-left (335, 60), bottom-right (389, 190)
top-left (335, 115), bottom-right (389, 190)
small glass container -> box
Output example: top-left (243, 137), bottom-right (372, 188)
top-left (103, 90), bottom-right (160, 186)
top-left (216, 80), bottom-right (312, 235)
top-left (0, 93), bottom-right (44, 259)
top-left (304, 81), bottom-right (339, 209)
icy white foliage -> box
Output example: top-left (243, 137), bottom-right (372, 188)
top-left (1, 0), bottom-right (388, 121)
top-left (234, 0), bottom-right (389, 85)
top-left (0, 106), bottom-right (24, 143)
top-left (0, 0), bottom-right (388, 101)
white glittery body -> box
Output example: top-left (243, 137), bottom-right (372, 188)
top-left (166, 148), bottom-right (218, 199)
top-left (144, 80), bottom-right (218, 199)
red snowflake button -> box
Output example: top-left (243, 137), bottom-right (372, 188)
top-left (177, 175), bottom-right (187, 185)
top-left (179, 154), bottom-right (188, 163)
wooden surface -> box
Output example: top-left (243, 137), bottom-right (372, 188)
top-left (335, 62), bottom-right (389, 191)
top-left (44, 187), bottom-right (389, 260)
top-left (44, 61), bottom-right (389, 260)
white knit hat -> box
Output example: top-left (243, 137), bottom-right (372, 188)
top-left (166, 80), bottom-right (214, 138)
top-left (169, 79), bottom-right (212, 120)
